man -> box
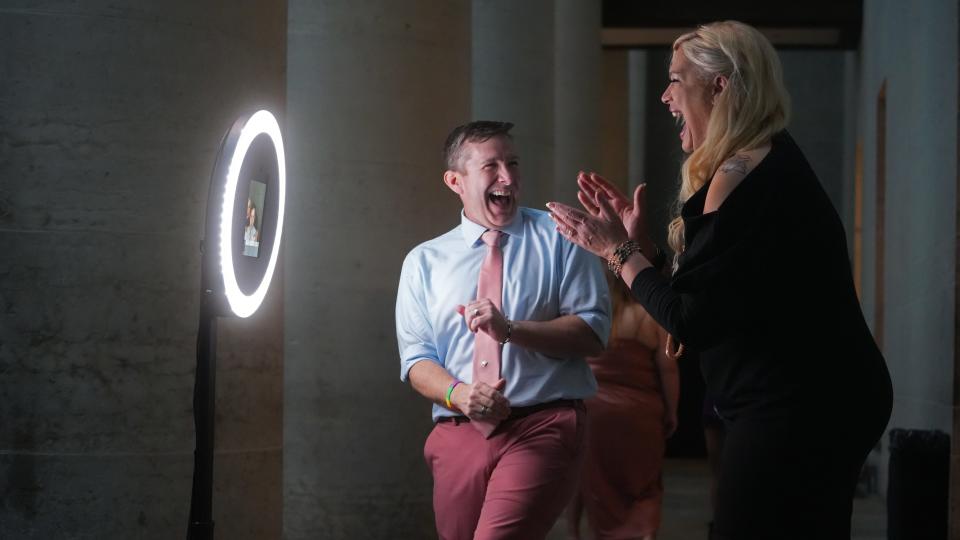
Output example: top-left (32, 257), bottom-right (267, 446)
top-left (396, 121), bottom-right (610, 539)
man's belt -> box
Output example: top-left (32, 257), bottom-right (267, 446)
top-left (436, 398), bottom-right (581, 424)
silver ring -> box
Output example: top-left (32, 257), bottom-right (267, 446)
top-left (480, 405), bottom-right (489, 415)
top-left (472, 308), bottom-right (480, 316)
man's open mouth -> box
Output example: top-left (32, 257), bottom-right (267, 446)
top-left (488, 190), bottom-right (512, 207)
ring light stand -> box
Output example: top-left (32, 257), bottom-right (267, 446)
top-left (188, 110), bottom-right (286, 540)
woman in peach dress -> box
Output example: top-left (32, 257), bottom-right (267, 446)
top-left (570, 273), bottom-right (680, 540)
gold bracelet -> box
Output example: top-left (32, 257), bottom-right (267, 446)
top-left (607, 240), bottom-right (643, 277)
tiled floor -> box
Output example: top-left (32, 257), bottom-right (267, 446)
top-left (548, 459), bottom-right (886, 539)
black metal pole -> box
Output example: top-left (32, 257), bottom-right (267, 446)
top-left (186, 113), bottom-right (246, 540)
top-left (188, 292), bottom-right (217, 540)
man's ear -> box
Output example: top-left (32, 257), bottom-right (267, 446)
top-left (712, 74), bottom-right (728, 100)
top-left (443, 169), bottom-right (463, 194)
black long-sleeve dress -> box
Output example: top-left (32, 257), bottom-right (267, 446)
top-left (631, 131), bottom-right (892, 539)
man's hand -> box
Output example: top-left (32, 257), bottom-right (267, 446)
top-left (457, 300), bottom-right (510, 343)
top-left (452, 378), bottom-right (511, 421)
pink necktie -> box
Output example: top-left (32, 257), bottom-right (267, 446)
top-left (472, 230), bottom-right (504, 438)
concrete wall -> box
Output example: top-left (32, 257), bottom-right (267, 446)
top-left (858, 0), bottom-right (958, 499)
top-left (0, 1), bottom-right (286, 538)
top-left (284, 2), bottom-right (469, 538)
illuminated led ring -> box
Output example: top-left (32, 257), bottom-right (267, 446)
top-left (219, 110), bottom-right (286, 318)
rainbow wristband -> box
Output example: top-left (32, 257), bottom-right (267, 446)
top-left (445, 380), bottom-right (463, 410)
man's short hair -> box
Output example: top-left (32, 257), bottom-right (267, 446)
top-left (443, 121), bottom-right (514, 172)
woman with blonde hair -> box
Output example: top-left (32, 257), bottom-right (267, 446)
top-left (549, 20), bottom-right (891, 539)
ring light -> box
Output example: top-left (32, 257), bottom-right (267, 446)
top-left (218, 110), bottom-right (286, 318)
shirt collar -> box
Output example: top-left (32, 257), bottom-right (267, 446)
top-left (459, 209), bottom-right (525, 247)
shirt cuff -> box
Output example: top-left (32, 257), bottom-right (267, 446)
top-left (400, 347), bottom-right (440, 382)
top-left (574, 312), bottom-right (611, 348)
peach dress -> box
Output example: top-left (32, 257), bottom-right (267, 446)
top-left (576, 337), bottom-right (665, 538)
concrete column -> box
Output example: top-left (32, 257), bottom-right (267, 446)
top-left (284, 2), bottom-right (470, 537)
top-left (553, 0), bottom-right (602, 205)
top-left (627, 50), bottom-right (649, 193)
top-left (472, 0), bottom-right (555, 208)
top-left (599, 49), bottom-right (629, 191)
top-left (0, 2), bottom-right (285, 539)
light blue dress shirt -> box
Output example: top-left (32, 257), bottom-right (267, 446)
top-left (396, 207), bottom-right (611, 421)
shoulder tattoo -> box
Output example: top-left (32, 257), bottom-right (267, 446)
top-left (719, 154), bottom-right (750, 176)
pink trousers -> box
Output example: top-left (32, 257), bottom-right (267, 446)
top-left (424, 404), bottom-right (586, 540)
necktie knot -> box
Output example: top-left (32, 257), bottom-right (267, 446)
top-left (481, 230), bottom-right (503, 247)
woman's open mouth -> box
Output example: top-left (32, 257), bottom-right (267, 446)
top-left (672, 111), bottom-right (686, 140)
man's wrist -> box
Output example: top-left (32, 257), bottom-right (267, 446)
top-left (444, 380), bottom-right (463, 410)
top-left (499, 319), bottom-right (513, 345)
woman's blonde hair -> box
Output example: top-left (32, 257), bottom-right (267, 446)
top-left (666, 21), bottom-right (791, 261)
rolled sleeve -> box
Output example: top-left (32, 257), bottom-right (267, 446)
top-left (396, 252), bottom-right (440, 381)
top-left (559, 242), bottom-right (611, 346)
